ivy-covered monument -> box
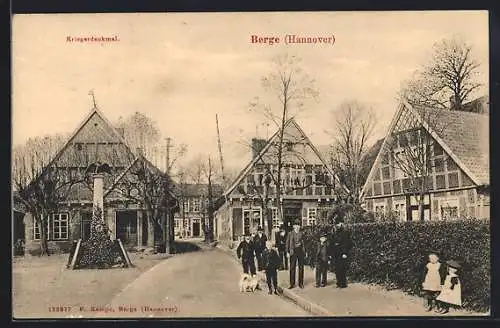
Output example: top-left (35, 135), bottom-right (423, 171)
top-left (13, 105), bottom-right (179, 257)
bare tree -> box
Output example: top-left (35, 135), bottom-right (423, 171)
top-left (12, 134), bottom-right (88, 256)
top-left (384, 104), bottom-right (447, 221)
top-left (117, 112), bottom-right (161, 160)
top-left (247, 54), bottom-right (320, 236)
top-left (328, 101), bottom-right (377, 204)
top-left (399, 37), bottom-right (483, 110)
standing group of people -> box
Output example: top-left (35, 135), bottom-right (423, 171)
top-left (236, 219), bottom-right (354, 295)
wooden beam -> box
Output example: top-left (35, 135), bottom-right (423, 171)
top-left (117, 239), bottom-right (133, 267)
top-left (69, 239), bottom-right (82, 270)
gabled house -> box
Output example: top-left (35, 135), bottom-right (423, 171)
top-left (361, 98), bottom-right (489, 221)
top-left (14, 106), bottom-right (178, 255)
top-left (214, 118), bottom-right (348, 242)
top-left (174, 183), bottom-right (224, 238)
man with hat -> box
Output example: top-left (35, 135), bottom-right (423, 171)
top-left (275, 224), bottom-right (288, 270)
top-left (253, 226), bottom-right (267, 271)
top-left (236, 233), bottom-right (256, 275)
top-left (314, 232), bottom-right (332, 287)
top-left (332, 221), bottom-right (353, 288)
top-left (286, 219), bottom-right (306, 289)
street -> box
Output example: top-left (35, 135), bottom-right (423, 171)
top-left (89, 244), bottom-right (308, 318)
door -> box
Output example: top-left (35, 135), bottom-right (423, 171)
top-left (81, 211), bottom-right (92, 241)
top-left (192, 219), bottom-right (201, 237)
top-left (116, 211), bottom-right (138, 246)
top-left (283, 202), bottom-right (302, 228)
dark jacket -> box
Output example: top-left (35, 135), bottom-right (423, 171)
top-left (253, 233), bottom-right (267, 253)
top-left (286, 230), bottom-right (305, 256)
top-left (236, 240), bottom-right (255, 261)
top-left (275, 232), bottom-right (287, 251)
top-left (332, 228), bottom-right (353, 260)
top-left (315, 241), bottom-right (332, 263)
top-left (420, 262), bottom-right (448, 285)
top-left (262, 248), bottom-right (281, 271)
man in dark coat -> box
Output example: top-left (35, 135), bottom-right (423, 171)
top-left (262, 241), bottom-right (281, 294)
top-left (236, 233), bottom-right (256, 275)
top-left (253, 226), bottom-right (267, 271)
top-left (286, 219), bottom-right (305, 289)
top-left (315, 232), bottom-right (332, 287)
top-left (275, 225), bottom-right (288, 270)
top-left (332, 222), bottom-right (353, 288)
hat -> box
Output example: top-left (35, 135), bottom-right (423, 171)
top-left (446, 260), bottom-right (461, 269)
top-left (257, 226), bottom-right (263, 232)
top-left (319, 231), bottom-right (328, 238)
top-left (244, 232), bottom-right (251, 237)
top-left (279, 224), bottom-right (285, 231)
top-left (293, 219), bottom-right (301, 226)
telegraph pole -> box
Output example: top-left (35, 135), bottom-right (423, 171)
top-left (165, 137), bottom-right (172, 174)
top-left (164, 137), bottom-right (173, 253)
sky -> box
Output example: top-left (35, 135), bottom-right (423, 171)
top-left (12, 11), bottom-right (489, 174)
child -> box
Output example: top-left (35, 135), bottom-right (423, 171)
top-left (420, 251), bottom-right (447, 311)
top-left (262, 240), bottom-right (281, 295)
top-left (315, 233), bottom-right (331, 288)
top-left (436, 260), bottom-right (462, 314)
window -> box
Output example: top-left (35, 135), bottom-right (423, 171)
top-left (183, 199), bottom-right (189, 213)
top-left (441, 199), bottom-right (459, 220)
top-left (286, 142), bottom-right (294, 151)
top-left (433, 143), bottom-right (444, 156)
top-left (374, 204), bottom-right (386, 219)
top-left (393, 202), bottom-right (406, 221)
top-left (373, 183), bottom-right (382, 196)
top-left (434, 158), bottom-right (444, 173)
top-left (382, 167), bottom-right (391, 179)
top-left (306, 208), bottom-right (317, 226)
top-left (436, 175), bottom-right (446, 189)
top-left (446, 159), bottom-right (459, 172)
top-left (271, 208), bottom-right (281, 229)
top-left (383, 182), bottom-right (391, 195)
top-left (393, 180), bottom-right (402, 194)
top-left (191, 198), bottom-right (200, 213)
top-left (448, 173), bottom-right (459, 188)
top-left (174, 219), bottom-right (181, 229)
top-left (243, 208), bottom-right (262, 234)
top-left (52, 213), bottom-right (69, 240)
top-left (33, 216), bottom-right (50, 240)
top-left (393, 151), bottom-right (407, 179)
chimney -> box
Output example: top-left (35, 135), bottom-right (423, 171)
top-left (252, 138), bottom-right (267, 159)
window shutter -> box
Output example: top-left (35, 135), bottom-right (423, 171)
top-left (302, 207), bottom-right (307, 218)
top-left (302, 218), bottom-right (308, 226)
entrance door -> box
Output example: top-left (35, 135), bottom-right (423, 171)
top-left (81, 211), bottom-right (92, 241)
top-left (116, 211), bottom-right (138, 246)
top-left (192, 219), bottom-right (201, 237)
top-left (283, 202), bottom-right (302, 228)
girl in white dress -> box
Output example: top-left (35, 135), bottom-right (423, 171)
top-left (420, 251), bottom-right (447, 311)
top-left (436, 260), bottom-right (462, 314)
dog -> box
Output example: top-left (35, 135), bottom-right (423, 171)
top-left (239, 273), bottom-right (260, 292)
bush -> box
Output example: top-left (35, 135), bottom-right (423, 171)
top-left (302, 219), bottom-right (490, 312)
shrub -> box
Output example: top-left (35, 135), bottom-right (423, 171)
top-left (302, 219), bottom-right (490, 312)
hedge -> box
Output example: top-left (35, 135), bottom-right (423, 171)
top-left (301, 219), bottom-right (490, 312)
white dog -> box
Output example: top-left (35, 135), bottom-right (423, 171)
top-left (239, 273), bottom-right (260, 292)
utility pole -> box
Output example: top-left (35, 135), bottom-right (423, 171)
top-left (165, 137), bottom-right (172, 175)
top-left (215, 114), bottom-right (226, 186)
top-left (164, 137), bottom-right (173, 253)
